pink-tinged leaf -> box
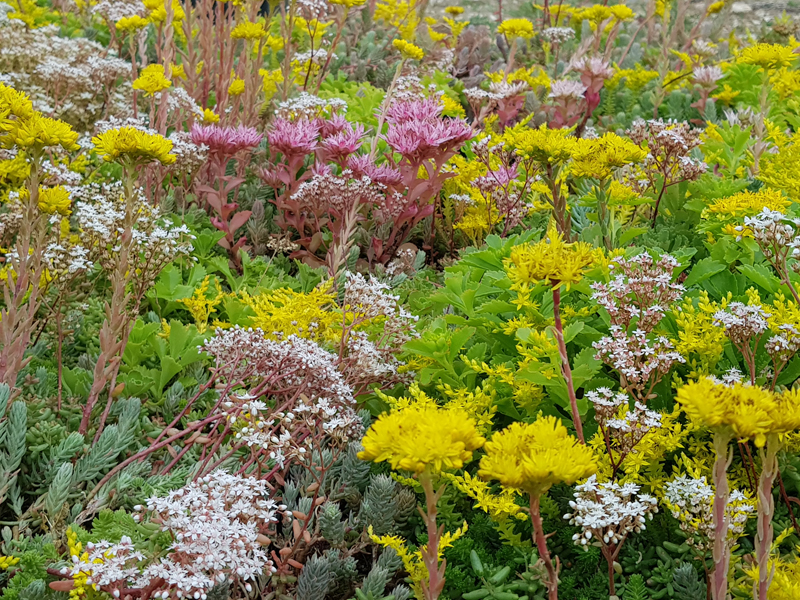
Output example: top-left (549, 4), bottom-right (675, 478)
top-left (229, 210), bottom-right (252, 233)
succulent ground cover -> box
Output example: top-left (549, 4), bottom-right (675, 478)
top-left (3, 1), bottom-right (800, 599)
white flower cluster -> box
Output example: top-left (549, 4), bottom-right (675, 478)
top-left (274, 92), bottom-right (348, 121)
top-left (202, 327), bottom-right (363, 466)
top-left (742, 209), bottom-right (800, 270)
top-left (70, 471), bottom-right (281, 600)
top-left (712, 302), bottom-right (770, 346)
top-left (541, 26), bottom-right (575, 43)
top-left (565, 476), bottom-right (658, 548)
top-left (663, 475), bottom-right (754, 551)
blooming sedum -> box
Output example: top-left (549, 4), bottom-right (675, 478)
top-left (359, 403), bottom-right (485, 474)
top-left (677, 378), bottom-right (800, 447)
top-left (92, 126), bottom-right (176, 166)
top-left (478, 416), bottom-right (596, 496)
top-left (497, 18), bottom-right (535, 39)
top-left (505, 223), bottom-right (596, 290)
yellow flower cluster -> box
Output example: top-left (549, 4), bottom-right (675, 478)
top-left (393, 38), bottom-right (424, 60)
top-left (677, 378), bottom-right (800, 447)
top-left (737, 43), bottom-right (797, 70)
top-left (203, 108), bottom-right (221, 124)
top-left (92, 126), bottom-right (176, 166)
top-left (116, 14), bottom-right (148, 32)
top-left (673, 291), bottom-right (731, 377)
top-left (358, 403), bottom-right (485, 474)
top-left (570, 3), bottom-right (635, 26)
top-left (329, 0), bottom-right (368, 7)
top-left (66, 526), bottom-right (93, 600)
top-left (760, 134), bottom-right (800, 200)
top-left (369, 522), bottom-right (468, 597)
top-left (228, 77), bottom-right (245, 96)
top-left (38, 185), bottom-right (72, 216)
top-left (505, 123), bottom-right (578, 165)
top-left (497, 18), bottom-right (535, 39)
top-left (231, 20), bottom-right (267, 40)
top-left (702, 188), bottom-right (790, 220)
top-left (444, 471), bottom-right (527, 521)
top-left (0, 555), bottom-right (19, 570)
top-left (240, 285), bottom-right (338, 342)
top-left (375, 0), bottom-right (420, 40)
top-left (479, 416), bottom-right (596, 496)
top-left (607, 66), bottom-right (660, 92)
top-left (505, 223), bottom-right (596, 290)
top-left (1, 84), bottom-right (79, 153)
top-left (179, 276), bottom-right (223, 333)
top-left (132, 64), bottom-right (171, 96)
top-left (571, 132), bottom-right (647, 180)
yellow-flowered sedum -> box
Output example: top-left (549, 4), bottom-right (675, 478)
top-left (38, 185), bottom-right (72, 215)
top-left (673, 291), bottom-right (731, 377)
top-left (0, 555), bottom-right (18, 570)
top-left (228, 77), bottom-right (245, 96)
top-left (202, 108), bottom-right (221, 124)
top-left (702, 188), bottom-right (790, 220)
top-left (505, 223), bottom-right (596, 290)
top-left (737, 43), bottom-right (797, 70)
top-left (445, 5), bottom-right (463, 14)
top-left (179, 276), bottom-right (223, 333)
top-left (571, 132), bottom-right (647, 179)
top-left (497, 18), bottom-right (535, 39)
top-left (116, 14), bottom-right (149, 32)
top-left (369, 522), bottom-right (468, 598)
top-left (230, 20), bottom-right (267, 40)
top-left (677, 378), bottom-right (800, 447)
top-left (393, 39), bottom-right (424, 60)
top-left (0, 84), bottom-right (78, 151)
top-left (478, 416), bottom-right (596, 496)
top-left (240, 285), bottom-right (338, 342)
top-left (132, 64), bottom-right (171, 96)
top-left (504, 123), bottom-right (578, 165)
top-left (92, 127), bottom-right (176, 166)
top-left (358, 403), bottom-right (485, 474)
top-left (329, 0), bottom-right (367, 7)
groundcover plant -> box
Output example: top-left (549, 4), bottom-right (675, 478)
top-left (6, 0), bottom-right (800, 599)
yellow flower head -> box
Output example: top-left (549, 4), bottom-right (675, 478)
top-left (702, 188), bottom-right (790, 220)
top-left (38, 185), bottom-right (71, 215)
top-left (393, 39), bottom-right (425, 60)
top-left (677, 378), bottom-right (800, 447)
top-left (504, 123), bottom-right (578, 165)
top-left (132, 64), bottom-right (171, 96)
top-left (445, 5), bottom-right (464, 14)
top-left (116, 14), bottom-right (149, 32)
top-left (0, 83), bottom-right (35, 121)
top-left (230, 20), bottom-right (267, 40)
top-left (170, 63), bottom-right (186, 79)
top-left (505, 223), bottom-right (596, 289)
top-left (478, 416), bottom-right (596, 496)
top-left (706, 0), bottom-right (724, 14)
top-left (497, 18), bottom-right (535, 39)
top-left (228, 77), bottom-right (245, 96)
top-left (329, 0), bottom-right (368, 7)
top-left (4, 115), bottom-right (79, 151)
top-left (358, 404), bottom-right (485, 474)
top-left (92, 127), bottom-right (176, 166)
top-left (737, 43), bottom-right (797, 70)
top-left (571, 132), bottom-right (646, 179)
top-left (202, 108), bottom-right (220, 124)
top-left (0, 556), bottom-right (19, 570)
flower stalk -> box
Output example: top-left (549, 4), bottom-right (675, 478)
top-left (552, 286), bottom-right (585, 443)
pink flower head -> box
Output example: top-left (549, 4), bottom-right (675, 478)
top-left (385, 97), bottom-right (443, 125)
top-left (190, 124), bottom-right (263, 156)
top-left (347, 155), bottom-right (403, 186)
top-left (475, 165), bottom-right (518, 191)
top-left (319, 112), bottom-right (349, 138)
top-left (311, 161), bottom-right (333, 177)
top-left (267, 118), bottom-right (320, 157)
top-left (321, 122), bottom-right (366, 162)
top-left (383, 118), bottom-right (473, 163)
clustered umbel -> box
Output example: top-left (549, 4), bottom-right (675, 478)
top-left (72, 183), bottom-right (194, 286)
top-left (68, 471), bottom-right (282, 600)
top-left (626, 119), bottom-right (707, 195)
top-left (540, 26), bottom-right (575, 44)
top-left (201, 324), bottom-right (365, 469)
top-left (591, 253), bottom-right (685, 333)
top-left (565, 475), bottom-right (658, 548)
top-left (340, 272), bottom-right (419, 393)
top-left (742, 208), bottom-right (800, 277)
top-left (664, 475), bottom-right (754, 553)
top-left (713, 302), bottom-right (770, 346)
top-left (587, 387), bottom-right (661, 455)
top-left (0, 18), bottom-right (132, 130)
top-left (592, 253), bottom-right (685, 402)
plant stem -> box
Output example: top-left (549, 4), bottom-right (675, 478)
top-left (530, 492), bottom-right (558, 600)
top-left (552, 286), bottom-right (585, 443)
top-left (419, 471), bottom-right (446, 600)
top-left (711, 431), bottom-right (733, 600)
top-left (755, 435), bottom-right (780, 600)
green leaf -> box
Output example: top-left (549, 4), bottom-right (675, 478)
top-left (737, 263), bottom-right (780, 293)
top-left (683, 258), bottom-right (726, 288)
